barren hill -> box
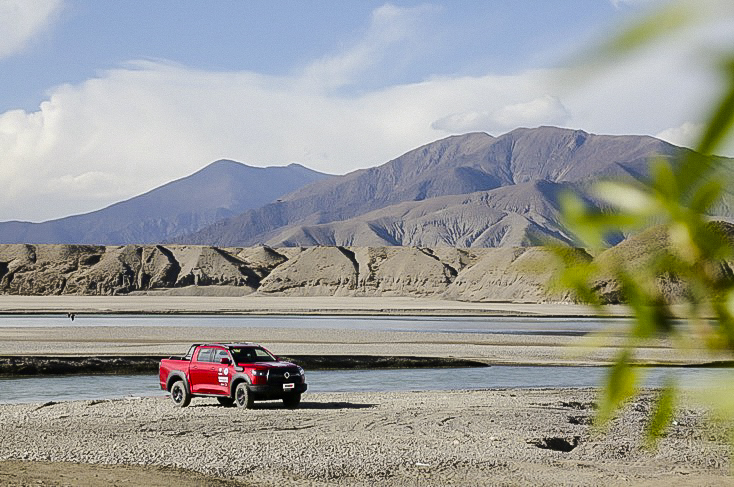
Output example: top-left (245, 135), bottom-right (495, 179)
top-left (0, 243), bottom-right (587, 303)
top-left (3, 227), bottom-right (733, 303)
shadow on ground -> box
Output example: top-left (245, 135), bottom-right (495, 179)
top-left (190, 401), bottom-right (375, 410)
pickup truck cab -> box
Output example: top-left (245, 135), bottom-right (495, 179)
top-left (159, 343), bottom-right (307, 409)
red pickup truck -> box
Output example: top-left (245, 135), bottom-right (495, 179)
top-left (159, 343), bottom-right (307, 409)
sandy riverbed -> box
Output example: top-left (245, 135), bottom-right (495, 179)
top-left (3, 295), bottom-right (725, 366)
top-left (1, 295), bottom-right (731, 485)
top-left (0, 322), bottom-right (729, 366)
top-left (0, 295), bottom-right (630, 316)
top-left (0, 389), bottom-right (732, 486)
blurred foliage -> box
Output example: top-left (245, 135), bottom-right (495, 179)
top-left (554, 0), bottom-right (734, 444)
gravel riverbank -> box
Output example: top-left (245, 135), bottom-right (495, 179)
top-left (0, 389), bottom-right (731, 486)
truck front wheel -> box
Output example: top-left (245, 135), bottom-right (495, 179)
top-left (234, 382), bottom-right (254, 409)
top-left (283, 393), bottom-right (301, 409)
top-left (170, 380), bottom-right (190, 408)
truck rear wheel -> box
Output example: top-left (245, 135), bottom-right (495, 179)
top-left (283, 393), bottom-right (301, 409)
top-left (170, 380), bottom-right (190, 408)
top-left (234, 382), bottom-right (254, 409)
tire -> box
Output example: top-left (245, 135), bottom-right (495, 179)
top-left (217, 397), bottom-right (235, 407)
top-left (170, 380), bottom-right (190, 408)
top-left (283, 393), bottom-right (301, 409)
top-left (234, 382), bottom-right (254, 409)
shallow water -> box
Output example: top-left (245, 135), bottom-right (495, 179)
top-left (0, 314), bottom-right (716, 404)
top-left (0, 366), bottom-right (728, 404)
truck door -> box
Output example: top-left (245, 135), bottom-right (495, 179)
top-left (211, 348), bottom-right (233, 395)
top-left (190, 347), bottom-right (215, 394)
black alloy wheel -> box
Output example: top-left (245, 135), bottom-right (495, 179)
top-left (170, 380), bottom-right (190, 408)
top-left (235, 382), bottom-right (254, 409)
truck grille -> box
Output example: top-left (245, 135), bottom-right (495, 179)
top-left (268, 367), bottom-right (302, 384)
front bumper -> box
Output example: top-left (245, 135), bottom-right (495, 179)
top-left (249, 383), bottom-right (308, 399)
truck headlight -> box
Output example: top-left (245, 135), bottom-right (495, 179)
top-left (252, 370), bottom-right (267, 377)
top-left (297, 366), bottom-right (305, 378)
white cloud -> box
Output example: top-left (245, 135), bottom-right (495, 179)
top-left (493, 95), bottom-right (571, 130)
top-left (302, 4), bottom-right (435, 90)
top-left (431, 95), bottom-right (570, 133)
top-left (609, 0), bottom-right (661, 8)
top-left (0, 0), bottom-right (62, 60)
top-left (655, 122), bottom-right (703, 148)
top-left (0, 2), bottom-right (733, 222)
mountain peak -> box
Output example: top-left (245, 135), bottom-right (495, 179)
top-left (182, 127), bottom-right (697, 247)
top-left (0, 159), bottom-right (331, 245)
top-left (201, 159), bottom-right (252, 171)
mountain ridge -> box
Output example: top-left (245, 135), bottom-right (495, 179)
top-left (0, 160), bottom-right (331, 245)
top-left (0, 126), bottom-right (718, 248)
top-left (182, 126), bottom-right (684, 247)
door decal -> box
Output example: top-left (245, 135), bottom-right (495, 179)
top-left (217, 367), bottom-right (229, 385)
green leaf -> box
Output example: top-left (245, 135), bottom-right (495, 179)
top-left (596, 350), bottom-right (638, 427)
top-left (690, 375), bottom-right (734, 422)
top-left (558, 191), bottom-right (604, 248)
top-left (645, 379), bottom-right (677, 448)
top-left (594, 181), bottom-right (662, 216)
top-left (549, 0), bottom-right (734, 445)
top-left (677, 153), bottom-right (717, 202)
top-left (556, 266), bottom-right (603, 308)
top-left (687, 178), bottom-right (722, 214)
top-left (601, 4), bottom-right (692, 57)
top-left (650, 157), bottom-right (679, 200)
top-left (694, 59), bottom-right (734, 157)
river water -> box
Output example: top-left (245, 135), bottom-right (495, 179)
top-left (0, 314), bottom-right (725, 404)
top-left (1, 366), bottom-right (729, 405)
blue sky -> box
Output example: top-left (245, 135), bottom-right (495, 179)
top-left (1, 1), bottom-right (619, 112)
top-left (0, 0), bottom-right (732, 221)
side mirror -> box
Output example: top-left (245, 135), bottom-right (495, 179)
top-left (220, 357), bottom-right (231, 365)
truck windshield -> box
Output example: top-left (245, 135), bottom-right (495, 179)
top-left (230, 347), bottom-right (277, 363)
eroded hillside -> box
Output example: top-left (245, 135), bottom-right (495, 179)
top-left (0, 244), bottom-right (588, 303)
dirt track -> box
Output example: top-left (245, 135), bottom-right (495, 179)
top-left (0, 389), bottom-right (732, 486)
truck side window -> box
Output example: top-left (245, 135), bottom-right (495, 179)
top-left (184, 344), bottom-right (197, 360)
top-left (196, 348), bottom-right (213, 362)
top-left (213, 348), bottom-right (229, 363)
top-left (255, 349), bottom-right (272, 359)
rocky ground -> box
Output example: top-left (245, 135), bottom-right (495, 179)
top-left (0, 297), bottom-right (731, 485)
top-left (0, 389), bottom-right (732, 486)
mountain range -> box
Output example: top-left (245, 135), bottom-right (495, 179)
top-left (0, 161), bottom-right (329, 245)
top-left (180, 126), bottom-right (687, 247)
top-left (1, 126), bottom-right (730, 247)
